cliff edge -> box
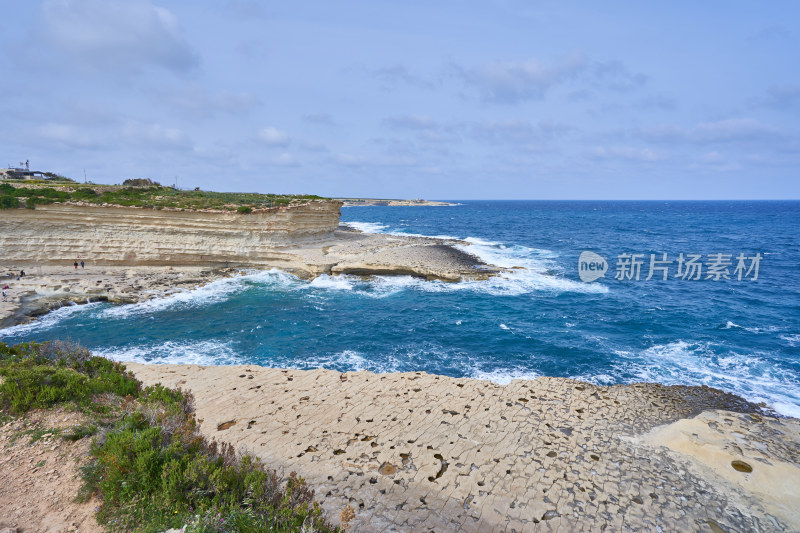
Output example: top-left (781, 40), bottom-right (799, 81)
top-left (0, 201), bottom-right (342, 267)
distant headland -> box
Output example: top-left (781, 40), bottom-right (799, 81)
top-left (335, 197), bottom-right (456, 207)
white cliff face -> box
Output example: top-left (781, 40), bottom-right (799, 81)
top-left (0, 199), bottom-right (499, 327)
top-left (0, 201), bottom-right (342, 267)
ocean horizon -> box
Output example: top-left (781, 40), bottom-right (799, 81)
top-left (2, 200), bottom-right (798, 417)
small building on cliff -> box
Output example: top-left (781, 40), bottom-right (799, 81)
top-left (1, 168), bottom-right (46, 180)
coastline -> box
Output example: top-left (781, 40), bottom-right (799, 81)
top-left (335, 198), bottom-right (457, 207)
top-left (0, 265), bottom-right (235, 330)
top-left (128, 363), bottom-right (800, 532)
top-left (2, 203), bottom-right (797, 532)
top-left (0, 227), bottom-right (502, 329)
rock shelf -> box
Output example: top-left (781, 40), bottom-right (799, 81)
top-left (129, 363), bottom-right (800, 532)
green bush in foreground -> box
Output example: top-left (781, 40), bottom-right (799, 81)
top-left (0, 195), bottom-right (18, 208)
top-left (0, 341), bottom-right (340, 533)
top-left (0, 340), bottom-right (139, 414)
top-left (83, 410), bottom-right (331, 532)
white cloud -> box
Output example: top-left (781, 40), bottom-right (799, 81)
top-left (121, 121), bottom-right (190, 149)
top-left (591, 61), bottom-right (648, 91)
top-left (639, 124), bottom-right (685, 143)
top-left (689, 151), bottom-right (741, 172)
top-left (37, 122), bottom-right (97, 148)
top-left (327, 153), bottom-right (417, 169)
top-left (383, 114), bottom-right (438, 130)
top-left (192, 144), bottom-right (233, 161)
top-left (330, 153), bottom-right (366, 167)
top-left (302, 113), bottom-right (337, 126)
top-left (635, 94), bottom-right (676, 111)
top-left (382, 114), bottom-right (459, 143)
top-left (697, 151), bottom-right (724, 163)
top-left (756, 85), bottom-right (800, 110)
top-left (272, 153), bottom-right (299, 166)
top-left (258, 127), bottom-right (291, 147)
top-left (638, 119), bottom-right (783, 144)
top-left (470, 120), bottom-right (570, 146)
top-left (690, 118), bottom-right (782, 143)
top-left (457, 54), bottom-right (587, 103)
top-left (381, 115), bottom-right (571, 148)
top-left (223, 0), bottom-right (266, 20)
top-left (455, 54), bottom-right (646, 104)
top-left (296, 139), bottom-right (329, 152)
top-left (33, 0), bottom-right (199, 74)
top-left (365, 64), bottom-right (435, 91)
top-left (32, 119), bottom-right (191, 151)
top-left (155, 88), bottom-right (261, 117)
top-left (591, 146), bottom-right (667, 162)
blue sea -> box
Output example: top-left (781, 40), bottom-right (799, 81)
top-left (2, 201), bottom-right (799, 417)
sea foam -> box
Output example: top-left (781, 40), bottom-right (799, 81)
top-left (341, 219), bottom-right (609, 296)
top-left (611, 341), bottom-right (800, 418)
top-left (96, 339), bottom-right (242, 366)
top-left (0, 301), bottom-right (104, 338)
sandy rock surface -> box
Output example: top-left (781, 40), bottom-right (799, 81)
top-left (129, 363), bottom-right (800, 532)
top-left (0, 265), bottom-right (231, 328)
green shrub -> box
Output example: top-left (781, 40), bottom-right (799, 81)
top-left (84, 409), bottom-right (335, 532)
top-left (23, 194), bottom-right (61, 209)
top-left (63, 423), bottom-right (99, 441)
top-left (73, 188), bottom-right (97, 199)
top-left (0, 195), bottom-right (17, 208)
top-left (0, 340), bottom-right (139, 414)
top-left (34, 187), bottom-right (70, 199)
top-left (0, 341), bottom-right (40, 360)
top-left (237, 205), bottom-right (253, 214)
top-left (122, 178), bottom-right (161, 187)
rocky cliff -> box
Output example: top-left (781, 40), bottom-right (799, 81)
top-left (0, 200), bottom-right (342, 267)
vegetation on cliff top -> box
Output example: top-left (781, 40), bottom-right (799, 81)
top-left (0, 181), bottom-right (327, 212)
top-left (0, 340), bottom-right (344, 532)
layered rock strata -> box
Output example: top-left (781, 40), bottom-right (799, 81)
top-left (0, 201), bottom-right (341, 267)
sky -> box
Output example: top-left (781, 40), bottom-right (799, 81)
top-left (1, 1), bottom-right (798, 199)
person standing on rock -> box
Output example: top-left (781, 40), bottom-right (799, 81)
top-left (80, 261), bottom-right (84, 269)
top-left (74, 261), bottom-right (78, 270)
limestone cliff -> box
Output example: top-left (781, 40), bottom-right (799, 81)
top-left (0, 201), bottom-right (342, 267)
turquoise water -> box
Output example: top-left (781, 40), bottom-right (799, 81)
top-left (2, 201), bottom-right (799, 416)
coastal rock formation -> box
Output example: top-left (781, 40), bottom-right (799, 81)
top-left (0, 266), bottom-right (232, 328)
top-left (0, 231), bottom-right (500, 327)
top-left (129, 364), bottom-right (800, 532)
top-left (0, 202), bottom-right (501, 327)
top-left (0, 201), bottom-right (341, 267)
